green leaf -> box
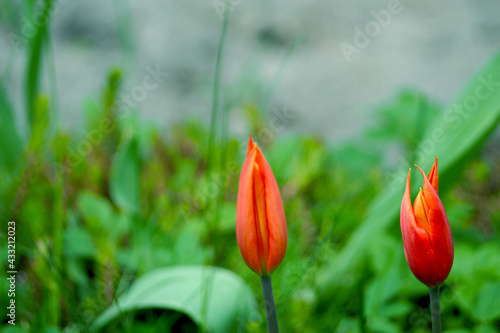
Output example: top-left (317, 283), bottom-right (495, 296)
top-left (317, 50), bottom-right (500, 295)
top-left (364, 248), bottom-right (404, 318)
top-left (64, 227), bottom-right (96, 258)
top-left (367, 89), bottom-right (441, 151)
top-left (367, 316), bottom-right (399, 333)
top-left (93, 266), bottom-right (256, 333)
top-left (77, 191), bottom-right (131, 240)
top-left (378, 301), bottom-right (412, 318)
top-left (171, 226), bottom-right (213, 265)
top-left (109, 132), bottom-right (140, 214)
top-left (472, 282), bottom-right (500, 322)
top-left (474, 324), bottom-right (498, 333)
top-left (0, 84), bottom-right (23, 174)
top-left (78, 191), bottom-right (113, 227)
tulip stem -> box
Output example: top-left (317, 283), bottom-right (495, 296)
top-left (429, 287), bottom-right (442, 333)
top-left (260, 276), bottom-right (279, 333)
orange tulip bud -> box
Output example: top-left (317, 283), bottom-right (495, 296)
top-left (400, 157), bottom-right (454, 287)
top-left (236, 135), bottom-right (288, 276)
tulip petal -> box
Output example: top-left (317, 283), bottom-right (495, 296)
top-left (252, 161), bottom-right (269, 273)
top-left (427, 156), bottom-right (439, 194)
top-left (401, 169), bottom-right (438, 286)
top-left (255, 148), bottom-right (287, 275)
top-left (413, 189), bottom-right (430, 234)
top-left (246, 134), bottom-right (256, 157)
top-left (414, 165), bottom-right (454, 284)
top-left (236, 146), bottom-right (262, 275)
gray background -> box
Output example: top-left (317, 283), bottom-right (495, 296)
top-left (1, 0), bottom-right (499, 142)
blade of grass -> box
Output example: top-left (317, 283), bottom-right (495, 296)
top-left (25, 0), bottom-right (54, 131)
top-left (207, 2), bottom-right (230, 174)
top-left (203, 4), bottom-right (231, 332)
top-left (45, 32), bottom-right (60, 128)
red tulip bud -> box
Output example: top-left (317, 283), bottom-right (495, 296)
top-left (236, 135), bottom-right (287, 276)
top-left (400, 157), bottom-right (454, 287)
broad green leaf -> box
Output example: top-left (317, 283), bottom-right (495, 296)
top-left (171, 226), bottom-right (213, 265)
top-left (378, 301), bottom-right (412, 318)
top-left (94, 266), bottom-right (256, 333)
top-left (474, 325), bottom-right (498, 333)
top-left (472, 282), bottom-right (500, 322)
top-left (64, 227), bottom-right (96, 258)
top-left (77, 191), bottom-right (131, 240)
top-left (78, 191), bottom-right (113, 227)
top-left (317, 50), bottom-right (500, 295)
top-left (367, 316), bottom-right (399, 333)
top-left (365, 247), bottom-right (404, 318)
top-left (109, 132), bottom-right (140, 214)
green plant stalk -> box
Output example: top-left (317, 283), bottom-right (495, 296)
top-left (207, 0), bottom-right (229, 174)
top-left (260, 276), bottom-right (279, 333)
top-left (201, 4), bottom-right (230, 331)
top-left (51, 177), bottom-right (64, 327)
top-left (429, 287), bottom-right (442, 333)
top-left (25, 0), bottom-right (54, 130)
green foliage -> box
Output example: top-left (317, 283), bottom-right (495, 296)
top-left (2, 4), bottom-right (500, 331)
top-left (316, 50), bottom-right (500, 309)
top-left (367, 89), bottom-right (441, 153)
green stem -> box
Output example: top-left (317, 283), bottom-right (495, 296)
top-left (205, 0), bottom-right (230, 266)
top-left (260, 276), bottom-right (279, 333)
top-left (207, 2), bottom-right (229, 174)
top-left (429, 287), bottom-right (442, 333)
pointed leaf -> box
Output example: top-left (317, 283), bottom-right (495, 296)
top-left (110, 132), bottom-right (140, 214)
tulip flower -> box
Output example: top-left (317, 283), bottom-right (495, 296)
top-left (400, 157), bottom-right (454, 333)
top-left (236, 135), bottom-right (288, 276)
top-left (236, 135), bottom-right (287, 333)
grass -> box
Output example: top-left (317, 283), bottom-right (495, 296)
top-left (1, 2), bottom-right (500, 332)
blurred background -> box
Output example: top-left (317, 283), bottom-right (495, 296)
top-left (1, 0), bottom-right (500, 332)
top-left (1, 0), bottom-right (500, 140)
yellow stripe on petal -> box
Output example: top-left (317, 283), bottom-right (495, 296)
top-left (413, 189), bottom-right (430, 235)
top-left (252, 162), bottom-right (269, 274)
